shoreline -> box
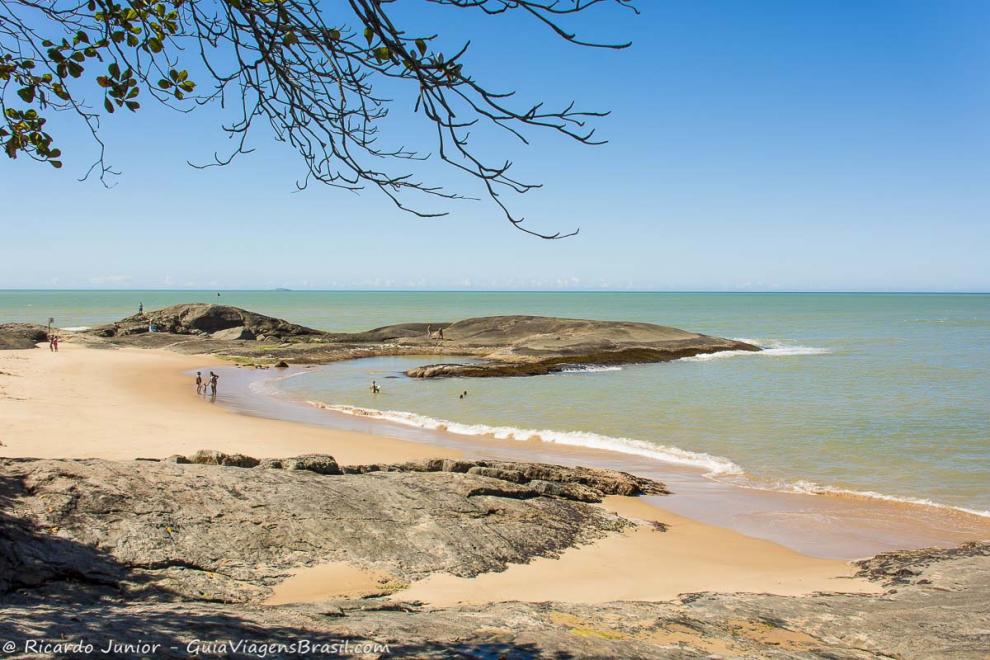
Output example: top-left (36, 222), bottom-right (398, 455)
top-left (2, 339), bottom-right (989, 597)
top-left (0, 341), bottom-right (458, 465)
top-left (217, 359), bottom-right (990, 560)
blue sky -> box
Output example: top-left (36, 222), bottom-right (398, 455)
top-left (2, 0), bottom-right (988, 291)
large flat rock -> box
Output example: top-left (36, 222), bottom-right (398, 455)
top-left (79, 306), bottom-right (759, 376)
top-left (1, 456), bottom-right (987, 657)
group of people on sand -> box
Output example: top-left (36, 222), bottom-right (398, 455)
top-left (425, 324), bottom-right (444, 342)
top-left (195, 371), bottom-right (219, 397)
top-left (48, 335), bottom-right (59, 352)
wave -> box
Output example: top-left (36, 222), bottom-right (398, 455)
top-left (60, 326), bottom-right (91, 332)
top-left (300, 399), bottom-right (990, 520)
top-left (680, 338), bottom-right (830, 362)
top-left (557, 365), bottom-right (623, 373)
top-left (787, 480), bottom-right (990, 519)
top-left (307, 401), bottom-right (743, 476)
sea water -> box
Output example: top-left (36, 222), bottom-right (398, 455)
top-left (3, 290), bottom-right (988, 513)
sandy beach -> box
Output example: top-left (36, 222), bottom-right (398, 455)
top-left (0, 338), bottom-right (455, 464)
top-left (1, 337), bottom-right (883, 605)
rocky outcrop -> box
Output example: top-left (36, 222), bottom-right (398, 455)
top-left (159, 453), bottom-right (664, 500)
top-left (80, 306), bottom-right (758, 376)
top-left (1, 456), bottom-right (988, 658)
top-left (338, 458), bottom-right (668, 499)
top-left (403, 315), bottom-right (759, 378)
top-left (0, 456), bottom-right (637, 594)
top-left (0, 323), bottom-right (48, 350)
top-left (90, 304), bottom-right (321, 340)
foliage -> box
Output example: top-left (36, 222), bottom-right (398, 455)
top-left (1, 0), bottom-right (636, 236)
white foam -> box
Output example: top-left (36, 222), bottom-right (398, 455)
top-left (558, 365), bottom-right (623, 373)
top-left (680, 338), bottom-right (830, 361)
top-left (307, 401), bottom-right (743, 476)
top-left (787, 480), bottom-right (990, 518)
top-left (60, 326), bottom-right (91, 332)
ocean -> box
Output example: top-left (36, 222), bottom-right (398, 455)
top-left (3, 290), bottom-right (988, 515)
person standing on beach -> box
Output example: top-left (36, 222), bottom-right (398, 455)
top-left (49, 335), bottom-right (55, 352)
top-left (209, 372), bottom-right (219, 397)
top-left (195, 372), bottom-right (203, 395)
top-left (139, 302), bottom-right (144, 315)
top-left (52, 336), bottom-right (59, 352)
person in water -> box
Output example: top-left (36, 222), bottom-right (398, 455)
top-left (209, 372), bottom-right (219, 396)
top-left (195, 372), bottom-right (203, 395)
top-left (370, 380), bottom-right (381, 394)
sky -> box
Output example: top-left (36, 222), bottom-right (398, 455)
top-left (1, 0), bottom-right (988, 291)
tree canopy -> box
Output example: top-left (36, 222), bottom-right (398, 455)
top-left (1, 0), bottom-right (635, 237)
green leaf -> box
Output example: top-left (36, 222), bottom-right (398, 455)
top-left (50, 160), bottom-right (63, 168)
top-left (364, 27), bottom-right (374, 45)
top-left (415, 39), bottom-right (427, 56)
top-left (126, 100), bottom-right (140, 111)
top-left (17, 87), bottom-right (35, 103)
top-left (328, 28), bottom-right (340, 41)
top-left (147, 37), bottom-right (162, 53)
top-left (157, 78), bottom-right (172, 89)
top-left (104, 96), bottom-right (114, 113)
top-left (108, 62), bottom-right (120, 78)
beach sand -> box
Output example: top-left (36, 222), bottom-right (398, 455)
top-left (0, 340), bottom-right (887, 604)
top-left (389, 495), bottom-right (882, 606)
top-left (0, 339), bottom-right (456, 464)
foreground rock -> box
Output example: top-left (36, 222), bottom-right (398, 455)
top-left (0, 323), bottom-right (48, 350)
top-left (0, 456), bottom-right (645, 600)
top-left (1, 457), bottom-right (987, 658)
top-left (80, 304), bottom-right (758, 376)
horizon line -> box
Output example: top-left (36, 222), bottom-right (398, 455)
top-left (1, 288), bottom-right (988, 295)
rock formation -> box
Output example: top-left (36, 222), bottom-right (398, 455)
top-left (90, 304), bottom-right (321, 340)
top-left (0, 323), bottom-right (48, 350)
top-left (1, 456), bottom-right (987, 658)
top-left (80, 305), bottom-right (759, 376)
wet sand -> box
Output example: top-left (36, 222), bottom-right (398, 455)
top-left (219, 363), bottom-right (990, 560)
top-left (0, 340), bottom-right (457, 464)
top-left (3, 339), bottom-right (989, 610)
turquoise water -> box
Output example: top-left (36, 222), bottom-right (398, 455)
top-left (3, 291), bottom-right (988, 512)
